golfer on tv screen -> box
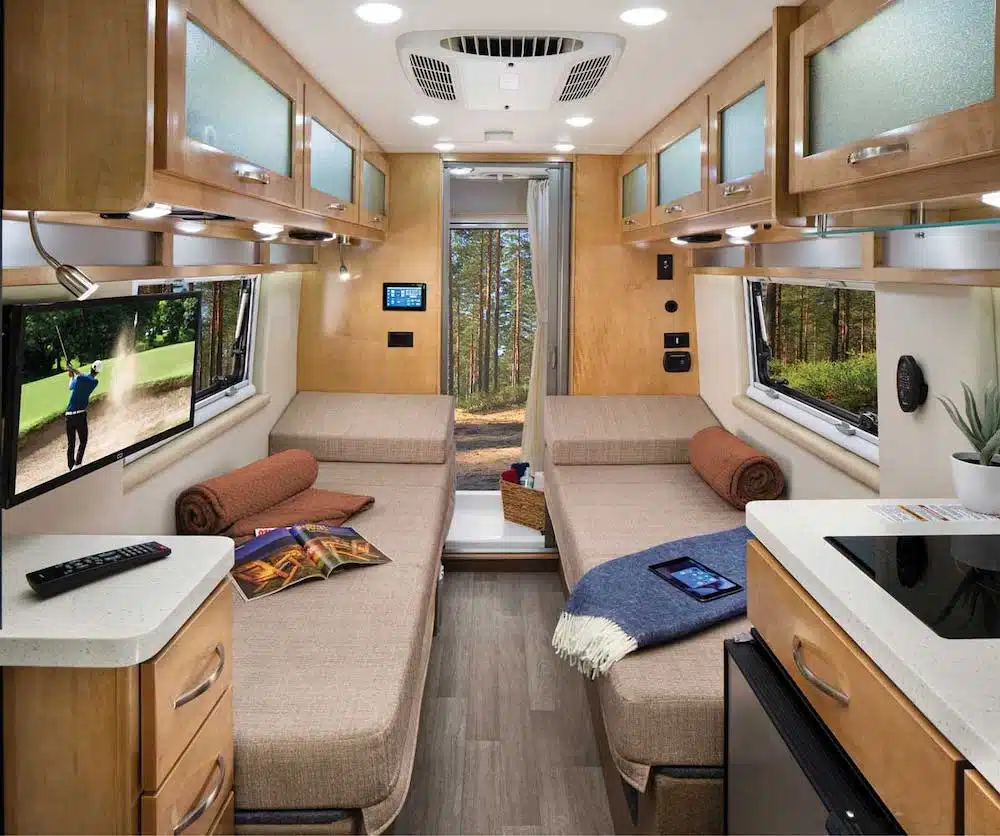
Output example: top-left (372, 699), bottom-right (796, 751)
top-left (66, 359), bottom-right (102, 470)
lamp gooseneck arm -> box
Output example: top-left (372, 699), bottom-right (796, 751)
top-left (28, 211), bottom-right (63, 270)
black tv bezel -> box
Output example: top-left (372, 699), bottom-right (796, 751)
top-left (1, 292), bottom-right (202, 509)
top-left (382, 282), bottom-right (428, 312)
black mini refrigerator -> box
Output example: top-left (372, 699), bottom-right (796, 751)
top-left (724, 634), bottom-right (902, 835)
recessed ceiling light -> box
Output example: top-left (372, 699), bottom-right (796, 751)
top-left (451, 167), bottom-right (473, 176)
top-left (412, 114), bottom-right (439, 127)
top-left (129, 202), bottom-right (172, 219)
top-left (175, 220), bottom-right (207, 234)
top-left (620, 7), bottom-right (668, 26)
top-left (725, 225), bottom-right (756, 240)
top-left (566, 116), bottom-right (594, 128)
top-left (554, 143), bottom-right (575, 153)
top-left (982, 191), bottom-right (1000, 208)
top-left (434, 142), bottom-right (456, 152)
top-left (670, 237), bottom-right (688, 246)
top-left (354, 3), bottom-right (403, 24)
top-left (252, 222), bottom-right (284, 236)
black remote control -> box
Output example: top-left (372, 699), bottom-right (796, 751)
top-left (26, 541), bottom-right (173, 599)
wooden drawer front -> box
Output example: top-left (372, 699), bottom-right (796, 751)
top-left (967, 771), bottom-right (1000, 835)
top-left (142, 688), bottom-right (234, 835)
top-left (789, 0), bottom-right (998, 195)
top-left (208, 791), bottom-right (235, 835)
top-left (651, 96), bottom-right (709, 225)
top-left (156, 0), bottom-right (305, 207)
top-left (142, 582), bottom-right (233, 791)
top-left (747, 541), bottom-right (963, 834)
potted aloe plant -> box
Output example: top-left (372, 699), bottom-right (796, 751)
top-left (940, 382), bottom-right (1000, 514)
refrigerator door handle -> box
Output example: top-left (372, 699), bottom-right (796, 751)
top-left (793, 636), bottom-right (850, 706)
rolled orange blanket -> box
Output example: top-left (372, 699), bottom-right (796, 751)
top-left (689, 426), bottom-right (785, 510)
top-left (224, 487), bottom-right (374, 543)
top-left (176, 449), bottom-right (320, 535)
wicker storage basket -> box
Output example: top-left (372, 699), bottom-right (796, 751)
top-left (499, 479), bottom-right (547, 532)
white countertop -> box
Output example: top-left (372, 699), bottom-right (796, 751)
top-left (0, 535), bottom-right (233, 667)
top-left (747, 499), bottom-right (1000, 792)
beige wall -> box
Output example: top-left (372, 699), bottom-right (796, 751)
top-left (695, 272), bottom-right (1000, 500)
top-left (571, 155), bottom-right (699, 396)
top-left (297, 154), bottom-right (443, 395)
top-left (3, 271), bottom-right (303, 536)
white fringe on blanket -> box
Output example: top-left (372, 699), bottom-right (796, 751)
top-left (552, 611), bottom-right (639, 679)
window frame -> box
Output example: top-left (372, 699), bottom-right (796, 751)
top-left (125, 274), bottom-right (261, 461)
top-left (743, 276), bottom-right (880, 466)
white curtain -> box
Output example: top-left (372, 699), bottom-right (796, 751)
top-left (521, 179), bottom-right (550, 472)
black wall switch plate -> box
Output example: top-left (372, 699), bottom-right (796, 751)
top-left (388, 331), bottom-right (414, 348)
top-left (657, 254), bottom-right (674, 280)
top-left (664, 332), bottom-right (690, 349)
top-left (663, 351), bottom-right (692, 373)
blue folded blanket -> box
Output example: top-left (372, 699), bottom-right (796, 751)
top-left (552, 527), bottom-right (753, 678)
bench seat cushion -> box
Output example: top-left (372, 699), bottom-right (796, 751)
top-left (271, 393), bottom-right (455, 465)
top-left (545, 459), bottom-right (746, 772)
top-left (232, 461), bottom-right (453, 819)
top-left (544, 396), bottom-right (719, 466)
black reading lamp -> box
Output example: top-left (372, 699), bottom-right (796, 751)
top-left (28, 211), bottom-right (100, 300)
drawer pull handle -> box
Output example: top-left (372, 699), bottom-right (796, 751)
top-left (792, 637), bottom-right (849, 706)
top-left (173, 644), bottom-right (225, 709)
top-left (666, 204), bottom-right (684, 214)
top-left (173, 755), bottom-right (225, 835)
top-left (327, 202), bottom-right (347, 212)
top-left (723, 183), bottom-right (752, 197)
top-left (236, 168), bottom-right (271, 185)
top-left (847, 142), bottom-right (909, 166)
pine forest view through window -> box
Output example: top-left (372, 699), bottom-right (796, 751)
top-left (749, 280), bottom-right (878, 436)
top-left (450, 228), bottom-right (536, 490)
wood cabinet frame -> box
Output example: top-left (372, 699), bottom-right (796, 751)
top-left (651, 95), bottom-right (710, 225)
top-left (304, 78), bottom-right (361, 223)
top-left (619, 135), bottom-right (653, 232)
top-left (789, 0), bottom-right (1000, 195)
top-left (708, 32), bottom-right (772, 212)
top-left (359, 133), bottom-right (390, 230)
top-left (155, 0), bottom-right (306, 208)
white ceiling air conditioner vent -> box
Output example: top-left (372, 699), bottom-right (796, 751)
top-left (397, 30), bottom-right (625, 111)
top-left (409, 54), bottom-right (457, 101)
top-left (440, 35), bottom-right (584, 58)
top-left (560, 54), bottom-right (613, 102)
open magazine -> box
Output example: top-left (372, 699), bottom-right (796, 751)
top-left (231, 524), bottom-right (391, 601)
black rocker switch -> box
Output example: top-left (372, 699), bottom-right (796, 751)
top-left (664, 332), bottom-right (690, 350)
top-left (657, 254), bottom-right (674, 280)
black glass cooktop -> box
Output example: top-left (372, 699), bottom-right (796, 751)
top-left (825, 535), bottom-right (1000, 639)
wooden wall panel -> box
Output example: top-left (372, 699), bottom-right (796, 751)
top-left (297, 154), bottom-right (443, 394)
top-left (571, 155), bottom-right (699, 396)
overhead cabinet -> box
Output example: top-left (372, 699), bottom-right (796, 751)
top-left (652, 96), bottom-right (710, 225)
top-left (620, 136), bottom-right (652, 232)
top-left (360, 134), bottom-right (390, 231)
top-left (156, 0), bottom-right (305, 207)
top-left (709, 32), bottom-right (772, 212)
top-left (790, 0), bottom-right (1000, 194)
top-left (304, 79), bottom-right (361, 223)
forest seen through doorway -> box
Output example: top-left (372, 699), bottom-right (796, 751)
top-left (450, 228), bottom-right (536, 490)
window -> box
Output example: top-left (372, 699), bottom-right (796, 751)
top-left (136, 275), bottom-right (259, 414)
top-left (745, 278), bottom-right (879, 462)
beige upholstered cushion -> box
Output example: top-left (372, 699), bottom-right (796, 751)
top-left (233, 460), bottom-right (453, 815)
top-left (545, 458), bottom-right (746, 769)
top-left (544, 396), bottom-right (719, 466)
top-left (270, 393), bottom-right (455, 464)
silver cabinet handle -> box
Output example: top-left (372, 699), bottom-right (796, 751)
top-left (372, 215), bottom-right (383, 223)
top-left (327, 202), bottom-right (347, 212)
top-left (847, 142), bottom-right (909, 165)
top-left (724, 183), bottom-right (752, 197)
top-left (173, 644), bottom-right (225, 709)
top-left (666, 204), bottom-right (684, 214)
top-left (236, 167), bottom-right (271, 185)
top-left (792, 637), bottom-right (849, 706)
top-left (173, 755), bottom-right (225, 835)
top-left (624, 218), bottom-right (637, 226)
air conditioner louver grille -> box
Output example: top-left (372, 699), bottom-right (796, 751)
top-left (410, 54), bottom-right (457, 100)
top-left (440, 35), bottom-right (584, 58)
top-left (559, 54), bottom-right (612, 101)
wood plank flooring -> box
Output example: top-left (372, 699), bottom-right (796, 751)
top-left (395, 571), bottom-right (614, 835)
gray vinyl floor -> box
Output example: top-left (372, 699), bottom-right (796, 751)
top-left (394, 571), bottom-right (615, 835)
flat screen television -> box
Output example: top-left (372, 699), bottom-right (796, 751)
top-left (1, 293), bottom-right (201, 507)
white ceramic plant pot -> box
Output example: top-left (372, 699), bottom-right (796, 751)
top-left (951, 453), bottom-right (1000, 514)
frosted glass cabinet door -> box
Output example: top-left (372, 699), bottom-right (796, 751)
top-left (791, 0), bottom-right (999, 194)
top-left (621, 163), bottom-right (648, 224)
top-left (158, 0), bottom-right (303, 207)
top-left (360, 152), bottom-right (389, 230)
top-left (304, 79), bottom-right (361, 222)
top-left (310, 122), bottom-right (354, 203)
top-left (651, 96), bottom-right (708, 224)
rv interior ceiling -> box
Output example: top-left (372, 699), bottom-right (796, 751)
top-left (2, 1), bottom-right (1000, 835)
